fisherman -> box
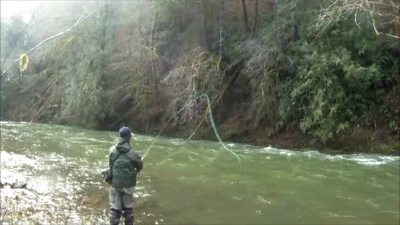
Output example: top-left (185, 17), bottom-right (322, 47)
top-left (106, 127), bottom-right (143, 225)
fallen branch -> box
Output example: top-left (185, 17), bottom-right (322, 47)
top-left (1, 4), bottom-right (106, 78)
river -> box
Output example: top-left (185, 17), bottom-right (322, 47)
top-left (1, 122), bottom-right (399, 224)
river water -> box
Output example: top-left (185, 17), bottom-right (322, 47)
top-left (1, 122), bottom-right (399, 224)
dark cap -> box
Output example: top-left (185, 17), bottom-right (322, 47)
top-left (119, 127), bottom-right (132, 139)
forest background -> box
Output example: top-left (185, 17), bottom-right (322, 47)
top-left (1, 0), bottom-right (399, 154)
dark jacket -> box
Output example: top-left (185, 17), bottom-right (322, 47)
top-left (109, 138), bottom-right (143, 189)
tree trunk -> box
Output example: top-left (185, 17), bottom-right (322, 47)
top-left (241, 0), bottom-right (250, 32)
top-left (219, 0), bottom-right (226, 59)
top-left (201, 1), bottom-right (211, 51)
top-left (274, 0), bottom-right (287, 52)
top-left (180, 0), bottom-right (186, 32)
top-left (99, 3), bottom-right (109, 88)
top-left (150, 12), bottom-right (159, 93)
top-left (100, 4), bottom-right (109, 52)
top-left (150, 12), bottom-right (159, 48)
top-left (252, 0), bottom-right (259, 37)
top-left (292, 0), bottom-right (299, 41)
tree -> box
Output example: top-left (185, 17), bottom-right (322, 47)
top-left (241, 0), bottom-right (250, 32)
top-left (1, 0), bottom-right (398, 147)
top-left (252, 0), bottom-right (259, 37)
top-left (219, 0), bottom-right (226, 59)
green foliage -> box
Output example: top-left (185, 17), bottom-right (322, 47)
top-left (0, 79), bottom-right (19, 120)
top-left (1, 0), bottom-right (398, 147)
top-left (245, 3), bottom-right (399, 143)
top-left (290, 44), bottom-right (381, 142)
top-left (286, 14), bottom-right (399, 142)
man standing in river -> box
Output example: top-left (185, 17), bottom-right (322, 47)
top-left (108, 127), bottom-right (143, 225)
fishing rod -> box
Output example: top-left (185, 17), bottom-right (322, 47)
top-left (141, 94), bottom-right (240, 162)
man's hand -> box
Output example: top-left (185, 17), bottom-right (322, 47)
top-left (101, 169), bottom-right (112, 184)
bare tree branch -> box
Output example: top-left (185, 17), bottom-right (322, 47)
top-left (1, 4), bottom-right (106, 78)
top-left (1, 4), bottom-right (42, 71)
top-left (381, 32), bottom-right (400, 39)
top-left (316, 0), bottom-right (400, 39)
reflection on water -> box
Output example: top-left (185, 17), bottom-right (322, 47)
top-left (1, 122), bottom-right (399, 224)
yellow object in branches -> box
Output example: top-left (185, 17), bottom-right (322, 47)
top-left (20, 54), bottom-right (30, 72)
top-left (369, 11), bottom-right (379, 36)
top-left (216, 57), bottom-right (222, 71)
top-left (372, 18), bottom-right (380, 36)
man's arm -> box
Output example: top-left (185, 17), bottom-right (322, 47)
top-left (131, 151), bottom-right (143, 172)
top-left (104, 147), bottom-right (115, 184)
top-left (109, 146), bottom-right (117, 173)
top-left (109, 152), bottom-right (113, 171)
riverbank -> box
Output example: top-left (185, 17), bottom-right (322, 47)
top-left (2, 119), bottom-right (398, 155)
top-left (128, 119), bottom-right (400, 156)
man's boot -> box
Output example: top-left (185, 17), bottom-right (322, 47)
top-left (110, 208), bottom-right (121, 225)
top-left (123, 208), bottom-right (134, 225)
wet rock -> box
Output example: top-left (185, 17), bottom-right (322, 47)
top-left (0, 181), bottom-right (28, 189)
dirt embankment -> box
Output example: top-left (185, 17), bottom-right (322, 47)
top-left (138, 111), bottom-right (400, 156)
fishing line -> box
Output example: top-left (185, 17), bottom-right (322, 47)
top-left (141, 94), bottom-right (241, 163)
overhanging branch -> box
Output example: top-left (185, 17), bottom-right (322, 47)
top-left (1, 4), bottom-right (106, 78)
top-left (1, 4), bottom-right (42, 71)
